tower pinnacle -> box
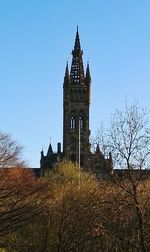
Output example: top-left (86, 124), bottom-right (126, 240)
top-left (85, 61), bottom-right (91, 82)
top-left (47, 143), bottom-right (53, 156)
top-left (64, 61), bottom-right (70, 83)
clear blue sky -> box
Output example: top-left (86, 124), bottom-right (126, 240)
top-left (0, 0), bottom-right (150, 167)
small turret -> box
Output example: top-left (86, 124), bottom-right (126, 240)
top-left (40, 149), bottom-right (45, 170)
top-left (41, 150), bottom-right (44, 157)
top-left (57, 142), bottom-right (61, 153)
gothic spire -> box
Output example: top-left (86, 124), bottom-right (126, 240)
top-left (70, 27), bottom-right (84, 85)
top-left (73, 26), bottom-right (81, 53)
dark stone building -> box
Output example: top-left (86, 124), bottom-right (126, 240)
top-left (40, 28), bottom-right (112, 175)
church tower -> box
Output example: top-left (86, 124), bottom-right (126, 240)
top-left (40, 27), bottom-right (113, 175)
top-left (63, 27), bottom-right (91, 166)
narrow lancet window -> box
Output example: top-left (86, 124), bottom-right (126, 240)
top-left (79, 116), bottom-right (83, 129)
top-left (70, 116), bottom-right (76, 129)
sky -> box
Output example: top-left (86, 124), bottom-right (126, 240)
top-left (0, 0), bottom-right (150, 167)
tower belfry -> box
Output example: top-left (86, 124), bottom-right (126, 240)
top-left (63, 27), bottom-right (91, 165)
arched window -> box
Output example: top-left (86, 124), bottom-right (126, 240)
top-left (79, 116), bottom-right (83, 129)
top-left (70, 116), bottom-right (76, 129)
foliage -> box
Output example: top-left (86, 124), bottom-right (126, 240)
top-left (1, 161), bottom-right (149, 251)
top-left (0, 122), bottom-right (150, 251)
top-left (0, 168), bottom-right (48, 241)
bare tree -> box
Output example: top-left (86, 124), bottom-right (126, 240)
top-left (0, 132), bottom-right (24, 168)
top-left (109, 103), bottom-right (150, 171)
top-left (93, 103), bottom-right (150, 251)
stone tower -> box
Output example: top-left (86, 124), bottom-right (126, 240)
top-left (63, 27), bottom-right (91, 166)
top-left (40, 28), bottom-right (112, 175)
